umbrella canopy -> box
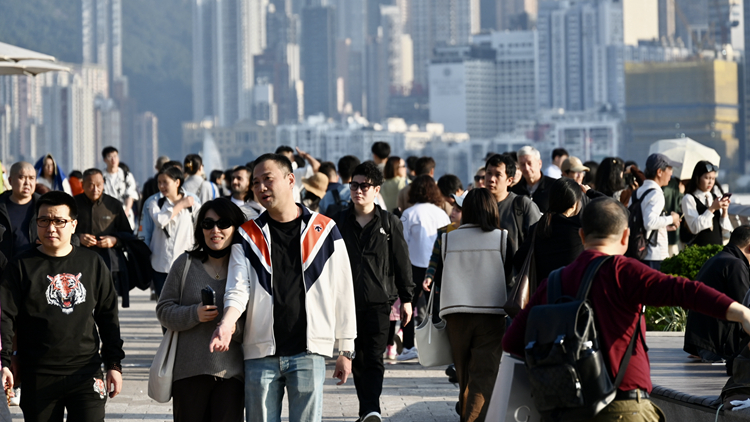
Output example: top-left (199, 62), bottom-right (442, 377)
top-left (648, 138), bottom-right (722, 180)
top-left (0, 60), bottom-right (70, 76)
top-left (0, 42), bottom-right (56, 62)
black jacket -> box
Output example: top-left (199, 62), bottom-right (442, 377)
top-left (684, 244), bottom-right (750, 358)
top-left (0, 191), bottom-right (40, 259)
top-left (334, 207), bottom-right (415, 306)
top-left (512, 175), bottom-right (557, 214)
top-left (513, 213), bottom-right (584, 283)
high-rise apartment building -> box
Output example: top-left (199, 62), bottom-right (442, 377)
top-left (301, 6), bottom-right (337, 117)
top-left (409, 0), bottom-right (480, 90)
top-left (192, 0), bottom-right (268, 125)
top-left (82, 0), bottom-right (123, 96)
top-left (537, 0), bottom-right (625, 113)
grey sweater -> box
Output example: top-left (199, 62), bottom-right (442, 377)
top-left (156, 253), bottom-right (244, 382)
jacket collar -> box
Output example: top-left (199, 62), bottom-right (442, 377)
top-left (724, 244), bottom-right (750, 268)
top-left (255, 203), bottom-right (313, 231)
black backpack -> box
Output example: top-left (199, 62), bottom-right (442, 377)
top-left (524, 256), bottom-right (643, 422)
top-left (625, 188), bottom-right (657, 260)
top-left (323, 189), bottom-right (350, 218)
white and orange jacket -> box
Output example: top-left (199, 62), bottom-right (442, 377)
top-left (224, 206), bottom-right (357, 359)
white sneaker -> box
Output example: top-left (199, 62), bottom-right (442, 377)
top-left (362, 411), bottom-right (382, 422)
top-left (9, 387), bottom-right (19, 406)
top-left (396, 347), bottom-right (418, 361)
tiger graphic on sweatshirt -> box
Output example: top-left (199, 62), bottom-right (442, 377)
top-left (46, 273), bottom-right (87, 314)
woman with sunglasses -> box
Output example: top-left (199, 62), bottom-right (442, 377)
top-left (156, 198), bottom-right (246, 422)
top-left (149, 166), bottom-right (200, 297)
top-left (680, 161), bottom-right (732, 247)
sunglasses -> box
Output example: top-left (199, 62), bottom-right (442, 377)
top-left (705, 163), bottom-right (719, 173)
top-left (201, 218), bottom-right (232, 230)
top-left (474, 175), bottom-right (484, 182)
top-left (349, 181), bottom-right (374, 192)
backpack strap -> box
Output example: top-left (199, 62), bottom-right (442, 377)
top-left (546, 268), bottom-right (564, 304)
top-left (332, 189), bottom-right (341, 204)
top-left (512, 195), bottom-right (525, 244)
top-left (576, 255), bottom-right (615, 301)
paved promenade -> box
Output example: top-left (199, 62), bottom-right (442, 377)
top-left (8, 290), bottom-right (734, 421)
top-left (9, 289), bottom-right (460, 421)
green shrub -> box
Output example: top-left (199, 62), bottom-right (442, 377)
top-left (646, 244), bottom-right (723, 331)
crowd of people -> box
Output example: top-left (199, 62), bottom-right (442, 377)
top-left (1, 141), bottom-right (750, 422)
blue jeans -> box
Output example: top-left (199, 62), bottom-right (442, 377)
top-left (244, 353), bottom-right (326, 422)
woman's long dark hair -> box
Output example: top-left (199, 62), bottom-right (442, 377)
top-left (685, 161), bottom-right (722, 195)
top-left (538, 178), bottom-right (582, 238)
top-left (408, 175), bottom-right (443, 206)
top-left (384, 156), bottom-right (402, 179)
top-left (188, 198), bottom-right (246, 262)
top-left (460, 188), bottom-right (501, 232)
top-left (594, 157), bottom-right (625, 197)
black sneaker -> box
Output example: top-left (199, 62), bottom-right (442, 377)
top-left (445, 364), bottom-right (458, 384)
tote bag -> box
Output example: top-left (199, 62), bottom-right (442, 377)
top-left (148, 256), bottom-right (191, 403)
top-left (415, 283), bottom-right (453, 367)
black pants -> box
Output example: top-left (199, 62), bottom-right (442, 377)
top-left (402, 266), bottom-right (427, 350)
top-left (173, 375), bottom-right (244, 422)
top-left (20, 370), bottom-right (107, 422)
top-left (352, 303), bottom-right (391, 417)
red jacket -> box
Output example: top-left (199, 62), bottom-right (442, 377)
top-left (503, 249), bottom-right (735, 392)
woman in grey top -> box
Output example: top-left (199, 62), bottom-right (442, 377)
top-left (156, 198), bottom-right (246, 422)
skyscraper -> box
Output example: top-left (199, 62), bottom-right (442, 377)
top-left (192, 0), bottom-right (268, 125)
top-left (301, 6), bottom-right (337, 117)
top-left (82, 0), bottom-right (123, 96)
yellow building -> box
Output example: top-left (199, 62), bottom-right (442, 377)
top-left (624, 60), bottom-right (739, 170)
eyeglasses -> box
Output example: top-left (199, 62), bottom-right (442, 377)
top-left (349, 181), bottom-right (374, 192)
top-left (201, 218), bottom-right (232, 230)
top-left (37, 218), bottom-right (72, 228)
top-left (705, 163), bottom-right (719, 173)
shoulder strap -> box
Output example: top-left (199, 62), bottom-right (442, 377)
top-left (576, 255), bottom-right (615, 301)
top-left (634, 188), bottom-right (656, 204)
top-left (178, 256), bottom-right (192, 304)
top-left (613, 310), bottom-right (644, 389)
top-left (380, 207), bottom-right (392, 236)
top-left (546, 267), bottom-right (564, 304)
top-left (441, 232), bottom-right (448, 262)
top-left (332, 189), bottom-right (341, 203)
top-left (158, 196), bottom-right (166, 209)
top-left (499, 229), bottom-right (507, 266)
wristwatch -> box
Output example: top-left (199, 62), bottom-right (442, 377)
top-left (339, 350), bottom-right (355, 360)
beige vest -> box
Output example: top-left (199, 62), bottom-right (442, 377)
top-left (439, 225), bottom-right (508, 318)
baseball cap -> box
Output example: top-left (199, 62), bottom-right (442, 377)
top-left (561, 156), bottom-right (590, 173)
top-left (645, 153), bottom-right (678, 174)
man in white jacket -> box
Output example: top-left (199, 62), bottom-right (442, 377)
top-left (210, 153), bottom-right (356, 422)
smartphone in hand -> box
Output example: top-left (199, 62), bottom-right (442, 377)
top-left (722, 193), bottom-right (733, 200)
top-left (201, 286), bottom-right (215, 306)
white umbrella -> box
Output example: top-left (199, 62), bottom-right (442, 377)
top-left (0, 42), bottom-right (56, 62)
top-left (649, 138), bottom-right (722, 180)
top-left (0, 60), bottom-right (70, 76)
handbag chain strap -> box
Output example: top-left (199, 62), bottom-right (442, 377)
top-left (178, 256), bottom-right (192, 305)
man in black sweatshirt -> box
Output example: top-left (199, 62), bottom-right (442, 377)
top-left (0, 191), bottom-right (124, 422)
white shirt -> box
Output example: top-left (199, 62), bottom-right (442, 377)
top-left (681, 189), bottom-right (732, 240)
top-left (400, 202), bottom-right (451, 268)
top-left (544, 164), bottom-right (562, 179)
top-left (103, 167), bottom-right (139, 204)
top-left (148, 195), bottom-right (199, 273)
top-left (635, 180), bottom-right (672, 261)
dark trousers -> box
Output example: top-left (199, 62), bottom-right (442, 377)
top-left (172, 375), bottom-right (244, 422)
top-left (445, 313), bottom-right (506, 422)
top-left (352, 302), bottom-right (391, 417)
top-left (20, 370), bottom-right (107, 422)
top-left (152, 271), bottom-right (168, 297)
top-left (402, 266), bottom-right (427, 349)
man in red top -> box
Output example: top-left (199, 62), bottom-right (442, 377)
top-left (503, 197), bottom-right (750, 421)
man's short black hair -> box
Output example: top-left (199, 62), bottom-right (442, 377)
top-left (485, 154), bottom-right (517, 180)
top-left (371, 142), bottom-right (391, 160)
top-left (414, 156), bottom-right (436, 176)
top-left (352, 161), bottom-right (384, 186)
top-left (337, 155), bottom-right (361, 182)
top-left (162, 160), bottom-right (183, 171)
top-left (406, 156), bottom-right (418, 171)
top-left (437, 174), bottom-right (463, 197)
top-left (319, 162), bottom-right (337, 180)
top-left (101, 146), bottom-right (118, 159)
top-left (82, 168), bottom-right (103, 180)
top-left (275, 146), bottom-right (294, 155)
top-left (254, 153), bottom-right (293, 176)
top-left (581, 197), bottom-right (628, 240)
top-left (36, 191), bottom-right (79, 220)
top-left (730, 226), bottom-right (750, 249)
top-left (552, 148), bottom-right (569, 160)
top-left (69, 170), bottom-right (83, 179)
